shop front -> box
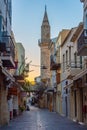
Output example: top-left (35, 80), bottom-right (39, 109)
top-left (72, 70), bottom-right (87, 123)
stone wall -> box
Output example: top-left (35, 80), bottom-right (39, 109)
top-left (0, 73), bottom-right (9, 125)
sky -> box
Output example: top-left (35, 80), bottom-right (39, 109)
top-left (12, 0), bottom-right (83, 81)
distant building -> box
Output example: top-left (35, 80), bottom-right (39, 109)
top-left (55, 29), bottom-right (70, 115)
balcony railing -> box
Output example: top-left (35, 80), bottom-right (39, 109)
top-left (66, 61), bottom-right (84, 79)
top-left (38, 39), bottom-right (51, 46)
top-left (66, 62), bottom-right (83, 69)
top-left (77, 29), bottom-right (87, 56)
top-left (0, 35), bottom-right (15, 67)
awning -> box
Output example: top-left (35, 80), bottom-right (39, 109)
top-left (14, 75), bottom-right (25, 83)
top-left (73, 69), bottom-right (87, 81)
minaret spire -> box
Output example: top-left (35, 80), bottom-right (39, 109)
top-left (42, 5), bottom-right (49, 25)
top-left (41, 5), bottom-right (50, 42)
top-left (45, 5), bottom-right (47, 12)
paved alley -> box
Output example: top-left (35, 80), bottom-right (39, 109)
top-left (0, 106), bottom-right (87, 130)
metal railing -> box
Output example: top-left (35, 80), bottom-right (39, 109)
top-left (66, 62), bottom-right (83, 69)
top-left (61, 60), bottom-right (85, 73)
top-left (77, 29), bottom-right (87, 51)
top-left (38, 39), bottom-right (51, 44)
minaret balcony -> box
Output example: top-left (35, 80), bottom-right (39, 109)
top-left (38, 39), bottom-right (51, 46)
top-left (77, 29), bottom-right (87, 56)
top-left (0, 35), bottom-right (15, 68)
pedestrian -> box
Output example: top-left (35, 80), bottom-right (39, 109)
top-left (7, 95), bottom-right (13, 120)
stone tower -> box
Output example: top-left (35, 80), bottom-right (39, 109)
top-left (38, 6), bottom-right (51, 82)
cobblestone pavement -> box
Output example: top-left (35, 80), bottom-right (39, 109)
top-left (0, 106), bottom-right (87, 130)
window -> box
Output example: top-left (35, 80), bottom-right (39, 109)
top-left (66, 88), bottom-right (68, 94)
top-left (74, 52), bottom-right (77, 68)
top-left (69, 47), bottom-right (71, 65)
top-left (74, 90), bottom-right (77, 117)
top-left (66, 50), bottom-right (68, 66)
top-left (80, 56), bottom-right (82, 69)
top-left (85, 14), bottom-right (87, 30)
top-left (63, 54), bottom-right (65, 72)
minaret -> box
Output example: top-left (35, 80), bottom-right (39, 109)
top-left (38, 6), bottom-right (51, 82)
top-left (80, 0), bottom-right (87, 30)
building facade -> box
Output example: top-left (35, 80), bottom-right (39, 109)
top-left (61, 24), bottom-right (84, 119)
top-left (73, 0), bottom-right (87, 123)
top-left (49, 37), bottom-right (57, 111)
top-left (0, 0), bottom-right (16, 125)
top-left (55, 29), bottom-right (70, 115)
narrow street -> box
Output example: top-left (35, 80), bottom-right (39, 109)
top-left (0, 106), bottom-right (87, 130)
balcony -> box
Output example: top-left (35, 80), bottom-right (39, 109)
top-left (14, 75), bottom-right (25, 84)
top-left (38, 39), bottom-right (51, 47)
top-left (0, 35), bottom-right (15, 68)
top-left (66, 62), bottom-right (83, 79)
top-left (50, 55), bottom-right (61, 70)
top-left (77, 29), bottom-right (87, 56)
